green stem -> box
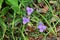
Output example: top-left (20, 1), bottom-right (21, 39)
top-left (55, 19), bottom-right (60, 26)
top-left (19, 29), bottom-right (26, 40)
top-left (12, 12), bottom-right (16, 40)
top-left (53, 22), bottom-right (57, 36)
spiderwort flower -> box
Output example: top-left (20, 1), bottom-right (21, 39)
top-left (26, 7), bottom-right (34, 15)
top-left (37, 22), bottom-right (46, 32)
top-left (23, 17), bottom-right (30, 24)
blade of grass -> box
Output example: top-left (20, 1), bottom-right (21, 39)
top-left (11, 12), bottom-right (16, 40)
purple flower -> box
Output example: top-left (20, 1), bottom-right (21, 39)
top-left (23, 17), bottom-right (30, 24)
top-left (26, 7), bottom-right (34, 15)
top-left (37, 22), bottom-right (46, 32)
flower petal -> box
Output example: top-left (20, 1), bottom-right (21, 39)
top-left (26, 7), bottom-right (33, 15)
top-left (23, 17), bottom-right (30, 24)
top-left (39, 29), bottom-right (44, 32)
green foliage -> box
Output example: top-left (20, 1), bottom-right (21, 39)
top-left (0, 7), bottom-right (9, 17)
top-left (6, 0), bottom-right (19, 11)
top-left (0, 0), bottom-right (3, 9)
top-left (0, 0), bottom-right (60, 40)
top-left (38, 0), bottom-right (41, 3)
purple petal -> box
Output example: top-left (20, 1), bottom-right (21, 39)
top-left (37, 22), bottom-right (46, 32)
top-left (39, 22), bottom-right (44, 25)
top-left (26, 7), bottom-right (33, 15)
top-left (37, 25), bottom-right (43, 29)
top-left (39, 29), bottom-right (44, 32)
top-left (42, 26), bottom-right (46, 30)
top-left (23, 17), bottom-right (30, 24)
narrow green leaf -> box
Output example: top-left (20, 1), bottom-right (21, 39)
top-left (0, 0), bottom-right (3, 9)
